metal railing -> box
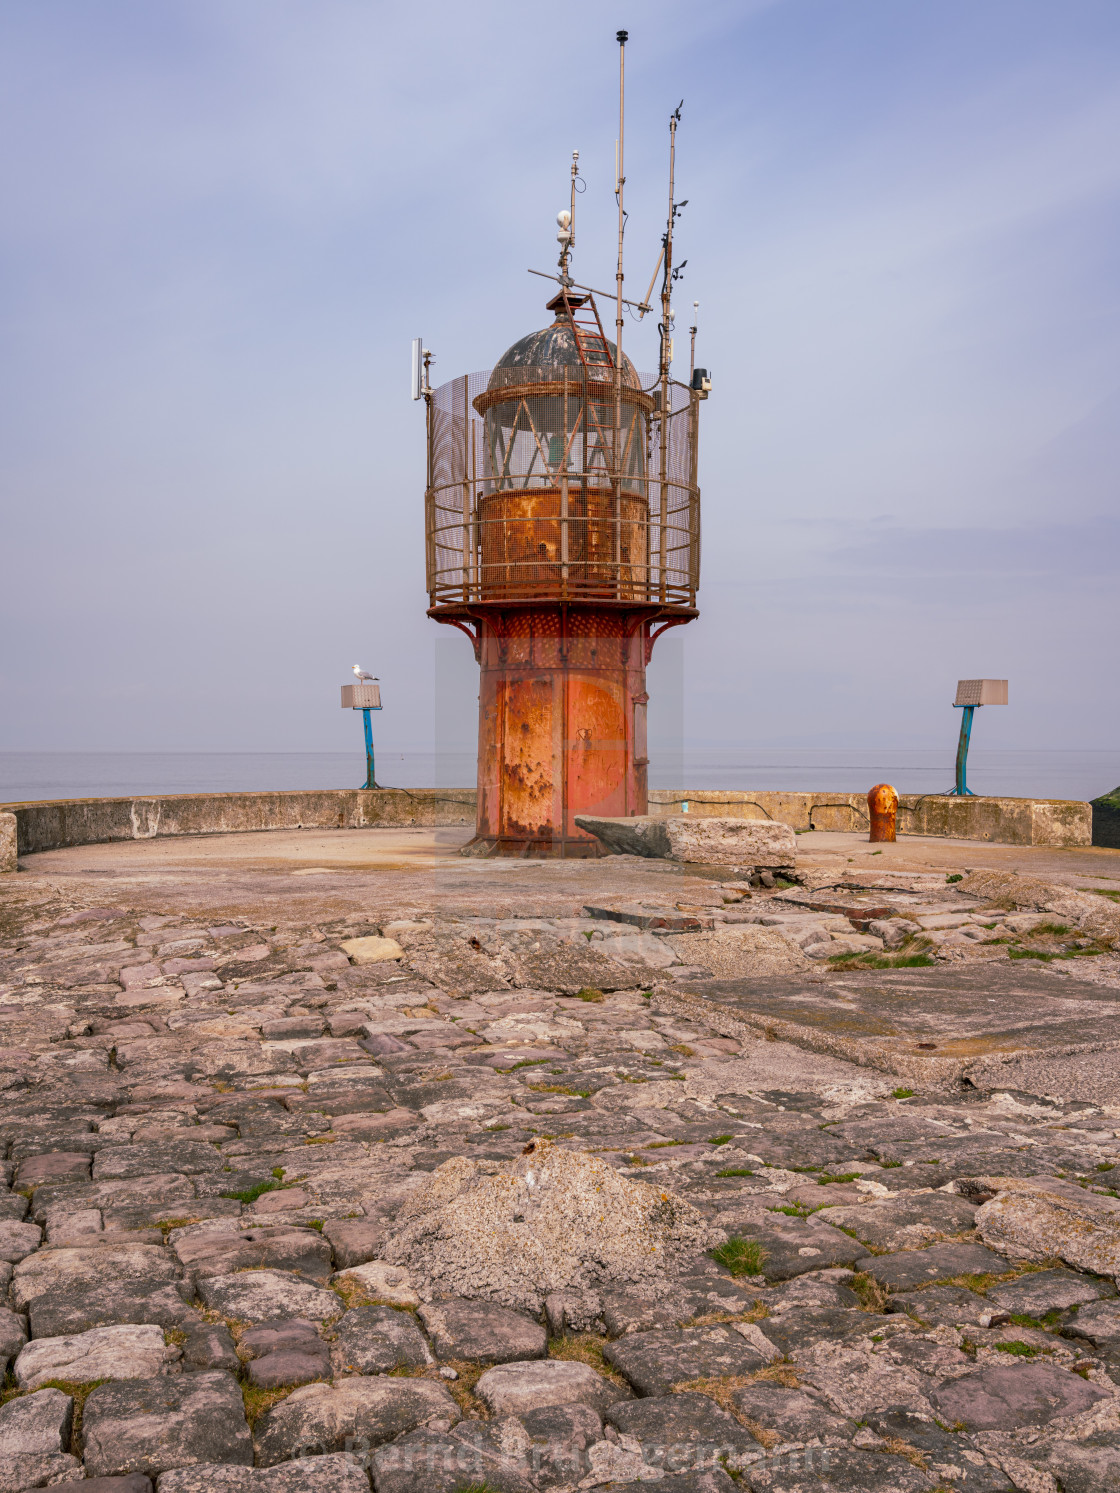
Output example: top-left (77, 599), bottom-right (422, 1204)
top-left (425, 368), bottom-right (700, 609)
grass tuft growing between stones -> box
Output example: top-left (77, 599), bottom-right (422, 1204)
top-left (739, 1414), bottom-right (781, 1449)
top-left (439, 1358), bottom-right (493, 1419)
top-left (715, 1167), bottom-right (755, 1178)
top-left (1009, 1311), bottom-right (1062, 1331)
top-left (38, 1378), bottom-right (106, 1457)
top-left (877, 1435), bottom-right (929, 1470)
top-left (710, 1237), bottom-right (766, 1277)
top-left (995, 1340), bottom-right (1040, 1357)
top-left (222, 1167), bottom-right (290, 1204)
top-left (241, 1383), bottom-right (298, 1428)
top-left (751, 1361), bottom-right (801, 1389)
top-left (158, 1218), bottom-right (208, 1241)
top-left (850, 1272), bottom-right (890, 1313)
top-left (670, 1373), bottom-right (759, 1424)
top-left (890, 1088), bottom-right (915, 1100)
top-left (575, 988), bottom-right (605, 1002)
top-left (827, 950), bottom-right (936, 970)
top-left (548, 1333), bottom-right (630, 1391)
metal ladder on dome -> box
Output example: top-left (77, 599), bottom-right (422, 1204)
top-left (559, 290), bottom-right (616, 480)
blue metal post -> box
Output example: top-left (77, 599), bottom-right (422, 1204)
top-left (951, 704), bottom-right (976, 796)
top-left (361, 707), bottom-right (379, 789)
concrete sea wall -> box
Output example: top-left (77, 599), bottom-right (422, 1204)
top-left (0, 784), bottom-right (1092, 871)
top-left (1, 788), bottom-right (476, 862)
top-left (647, 789), bottom-right (1092, 848)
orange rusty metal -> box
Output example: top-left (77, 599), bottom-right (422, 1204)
top-left (466, 605), bottom-right (651, 857)
top-left (867, 782), bottom-right (899, 843)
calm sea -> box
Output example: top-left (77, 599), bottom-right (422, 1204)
top-left (1, 749), bottom-right (1116, 806)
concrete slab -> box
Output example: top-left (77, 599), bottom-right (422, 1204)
top-left (796, 831), bottom-right (1120, 888)
top-left (655, 962), bottom-right (1120, 1086)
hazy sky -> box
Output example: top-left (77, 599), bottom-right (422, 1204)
top-left (2, 0), bottom-right (1118, 762)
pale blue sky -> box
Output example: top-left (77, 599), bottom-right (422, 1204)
top-left (2, 0), bottom-right (1118, 763)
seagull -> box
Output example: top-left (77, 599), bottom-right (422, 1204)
top-left (352, 665), bottom-right (378, 683)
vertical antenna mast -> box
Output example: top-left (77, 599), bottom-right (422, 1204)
top-left (614, 30), bottom-right (627, 495)
top-left (557, 150), bottom-right (579, 287)
top-left (660, 105), bottom-right (680, 384)
top-left (657, 106), bottom-right (681, 602)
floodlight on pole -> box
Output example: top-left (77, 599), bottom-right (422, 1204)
top-left (948, 679), bottom-right (1007, 796)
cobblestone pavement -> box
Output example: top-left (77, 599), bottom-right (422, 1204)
top-left (2, 858), bottom-right (1120, 1492)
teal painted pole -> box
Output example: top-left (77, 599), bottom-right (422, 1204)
top-left (361, 707), bottom-right (380, 789)
top-left (952, 704), bottom-right (976, 796)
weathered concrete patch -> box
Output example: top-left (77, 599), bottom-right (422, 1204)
top-left (656, 963), bottom-right (1120, 1085)
top-left (380, 1139), bottom-right (721, 1312)
top-left (498, 927), bottom-right (640, 993)
top-left (666, 926), bottom-right (814, 979)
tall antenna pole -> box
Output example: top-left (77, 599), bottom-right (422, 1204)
top-left (657, 107), bottom-right (680, 603)
top-left (614, 29), bottom-right (627, 502)
top-left (690, 301), bottom-right (699, 381)
top-left (557, 150), bottom-right (579, 287)
top-left (660, 107), bottom-right (679, 383)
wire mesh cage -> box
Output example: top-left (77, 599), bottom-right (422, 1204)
top-left (425, 364), bottom-right (700, 609)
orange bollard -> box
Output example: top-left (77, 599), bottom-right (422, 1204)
top-left (868, 783), bottom-right (898, 843)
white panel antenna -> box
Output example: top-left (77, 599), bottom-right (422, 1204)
top-left (411, 338), bottom-right (423, 401)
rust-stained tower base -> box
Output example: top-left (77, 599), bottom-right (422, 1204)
top-left (437, 602), bottom-right (691, 857)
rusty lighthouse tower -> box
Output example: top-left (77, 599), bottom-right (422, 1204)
top-left (420, 35), bottom-right (708, 856)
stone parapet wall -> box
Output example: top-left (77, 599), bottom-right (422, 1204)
top-left (0, 785), bottom-right (1093, 857)
top-left (647, 789), bottom-right (1092, 848)
top-left (3, 788), bottom-right (476, 857)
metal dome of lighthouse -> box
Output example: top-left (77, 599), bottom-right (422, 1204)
top-left (490, 302), bottom-right (641, 387)
top-left (418, 32), bottom-right (709, 857)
